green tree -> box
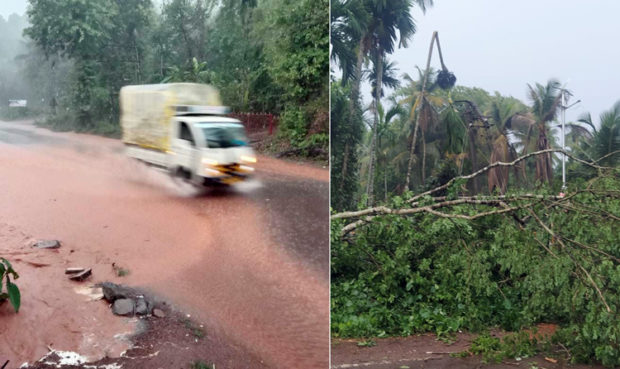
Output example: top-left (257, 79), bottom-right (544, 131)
top-left (521, 79), bottom-right (563, 184)
top-left (364, 0), bottom-right (433, 204)
top-left (261, 0), bottom-right (329, 149)
top-left (396, 68), bottom-right (445, 188)
top-left (331, 0), bottom-right (369, 84)
top-left (331, 82), bottom-right (363, 211)
top-left (25, 0), bottom-right (115, 126)
top-left (487, 94), bottom-right (528, 193)
top-left (577, 101), bottom-right (620, 167)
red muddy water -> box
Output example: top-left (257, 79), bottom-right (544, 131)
top-left (0, 121), bottom-right (329, 368)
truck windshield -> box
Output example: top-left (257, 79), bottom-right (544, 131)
top-left (197, 123), bottom-right (249, 148)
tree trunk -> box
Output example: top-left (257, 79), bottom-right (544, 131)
top-left (341, 39), bottom-right (364, 195)
top-left (349, 39), bottom-right (364, 117)
top-left (536, 127), bottom-right (553, 184)
top-left (384, 169), bottom-right (388, 202)
top-left (339, 142), bottom-right (350, 193)
top-left (468, 126), bottom-right (479, 193)
top-left (133, 38), bottom-right (141, 83)
top-left (366, 50), bottom-right (383, 206)
top-left (421, 130), bottom-right (426, 184)
top-left (405, 32), bottom-right (437, 191)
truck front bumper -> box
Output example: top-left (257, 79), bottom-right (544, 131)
top-left (201, 163), bottom-right (253, 185)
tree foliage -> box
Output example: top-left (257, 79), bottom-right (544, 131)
top-left (15, 0), bottom-right (327, 151)
top-left (332, 169), bottom-right (620, 366)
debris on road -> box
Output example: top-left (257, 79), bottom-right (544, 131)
top-left (68, 268), bottom-right (92, 281)
top-left (112, 298), bottom-right (135, 316)
top-left (74, 286), bottom-right (104, 301)
top-left (153, 308), bottom-right (165, 318)
top-left (100, 282), bottom-right (137, 301)
top-left (99, 282), bottom-right (158, 317)
top-left (135, 297), bottom-right (148, 315)
top-left (14, 258), bottom-right (50, 268)
top-left (65, 267), bottom-right (86, 274)
top-left (33, 240), bottom-right (61, 249)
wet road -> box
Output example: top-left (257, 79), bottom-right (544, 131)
top-left (0, 120), bottom-right (329, 368)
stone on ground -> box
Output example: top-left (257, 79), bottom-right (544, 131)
top-left (33, 240), bottom-right (61, 249)
top-left (112, 298), bottom-right (135, 316)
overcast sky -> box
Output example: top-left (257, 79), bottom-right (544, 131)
top-left (366, 0), bottom-right (620, 127)
top-left (0, 0), bottom-right (27, 19)
top-left (5, 0), bottom-right (620, 125)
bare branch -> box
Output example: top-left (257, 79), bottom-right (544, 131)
top-left (592, 149), bottom-right (620, 164)
top-left (337, 199), bottom-right (536, 235)
top-left (334, 196), bottom-right (540, 220)
top-left (405, 149), bottom-right (610, 205)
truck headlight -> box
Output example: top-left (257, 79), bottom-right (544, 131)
top-left (240, 155), bottom-right (257, 164)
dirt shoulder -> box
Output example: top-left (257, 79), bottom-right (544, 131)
top-left (331, 332), bottom-right (606, 369)
top-left (21, 308), bottom-right (269, 369)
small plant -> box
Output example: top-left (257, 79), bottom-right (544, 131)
top-left (357, 339), bottom-right (376, 347)
top-left (112, 263), bottom-right (130, 277)
top-left (190, 360), bottom-right (214, 369)
top-left (461, 331), bottom-right (539, 363)
top-left (0, 258), bottom-right (21, 312)
top-left (182, 317), bottom-right (206, 339)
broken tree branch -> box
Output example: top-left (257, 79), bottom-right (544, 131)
top-left (592, 149), bottom-right (620, 164)
top-left (335, 197), bottom-right (541, 235)
top-left (404, 149), bottom-right (611, 205)
top-left (333, 194), bottom-right (562, 221)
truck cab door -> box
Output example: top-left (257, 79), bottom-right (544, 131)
top-left (171, 121), bottom-right (197, 173)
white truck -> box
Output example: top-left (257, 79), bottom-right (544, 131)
top-left (120, 83), bottom-right (256, 186)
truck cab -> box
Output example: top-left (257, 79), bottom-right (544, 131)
top-left (169, 115), bottom-right (256, 186)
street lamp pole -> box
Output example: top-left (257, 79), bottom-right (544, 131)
top-left (561, 91), bottom-right (566, 190)
top-left (560, 90), bottom-right (580, 190)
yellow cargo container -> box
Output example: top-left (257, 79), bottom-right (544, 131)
top-left (119, 83), bottom-right (222, 152)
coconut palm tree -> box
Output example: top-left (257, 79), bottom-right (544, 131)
top-left (374, 101), bottom-right (407, 201)
top-left (365, 0), bottom-right (433, 205)
top-left (403, 30), bottom-right (454, 191)
top-left (578, 101), bottom-right (620, 166)
top-left (486, 95), bottom-right (528, 193)
top-left (395, 68), bottom-right (445, 187)
top-left (330, 0), bottom-right (370, 209)
top-left (330, 0), bottom-right (368, 84)
top-left (511, 79), bottom-right (562, 184)
top-left (369, 59), bottom-right (401, 99)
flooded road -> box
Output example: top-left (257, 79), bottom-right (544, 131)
top-left (0, 120), bottom-right (329, 368)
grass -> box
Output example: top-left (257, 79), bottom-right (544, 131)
top-left (190, 360), bottom-right (214, 369)
top-left (181, 317), bottom-right (206, 339)
top-left (357, 339), bottom-right (376, 347)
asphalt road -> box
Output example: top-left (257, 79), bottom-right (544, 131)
top-left (0, 120), bottom-right (329, 368)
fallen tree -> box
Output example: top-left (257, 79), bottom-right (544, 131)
top-left (331, 150), bottom-right (620, 366)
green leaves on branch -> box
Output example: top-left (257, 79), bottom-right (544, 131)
top-left (331, 175), bottom-right (620, 366)
top-left (0, 258), bottom-right (21, 313)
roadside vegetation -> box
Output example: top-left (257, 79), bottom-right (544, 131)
top-left (0, 0), bottom-right (328, 155)
top-left (331, 0), bottom-right (620, 366)
top-left (0, 258), bottom-right (21, 313)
